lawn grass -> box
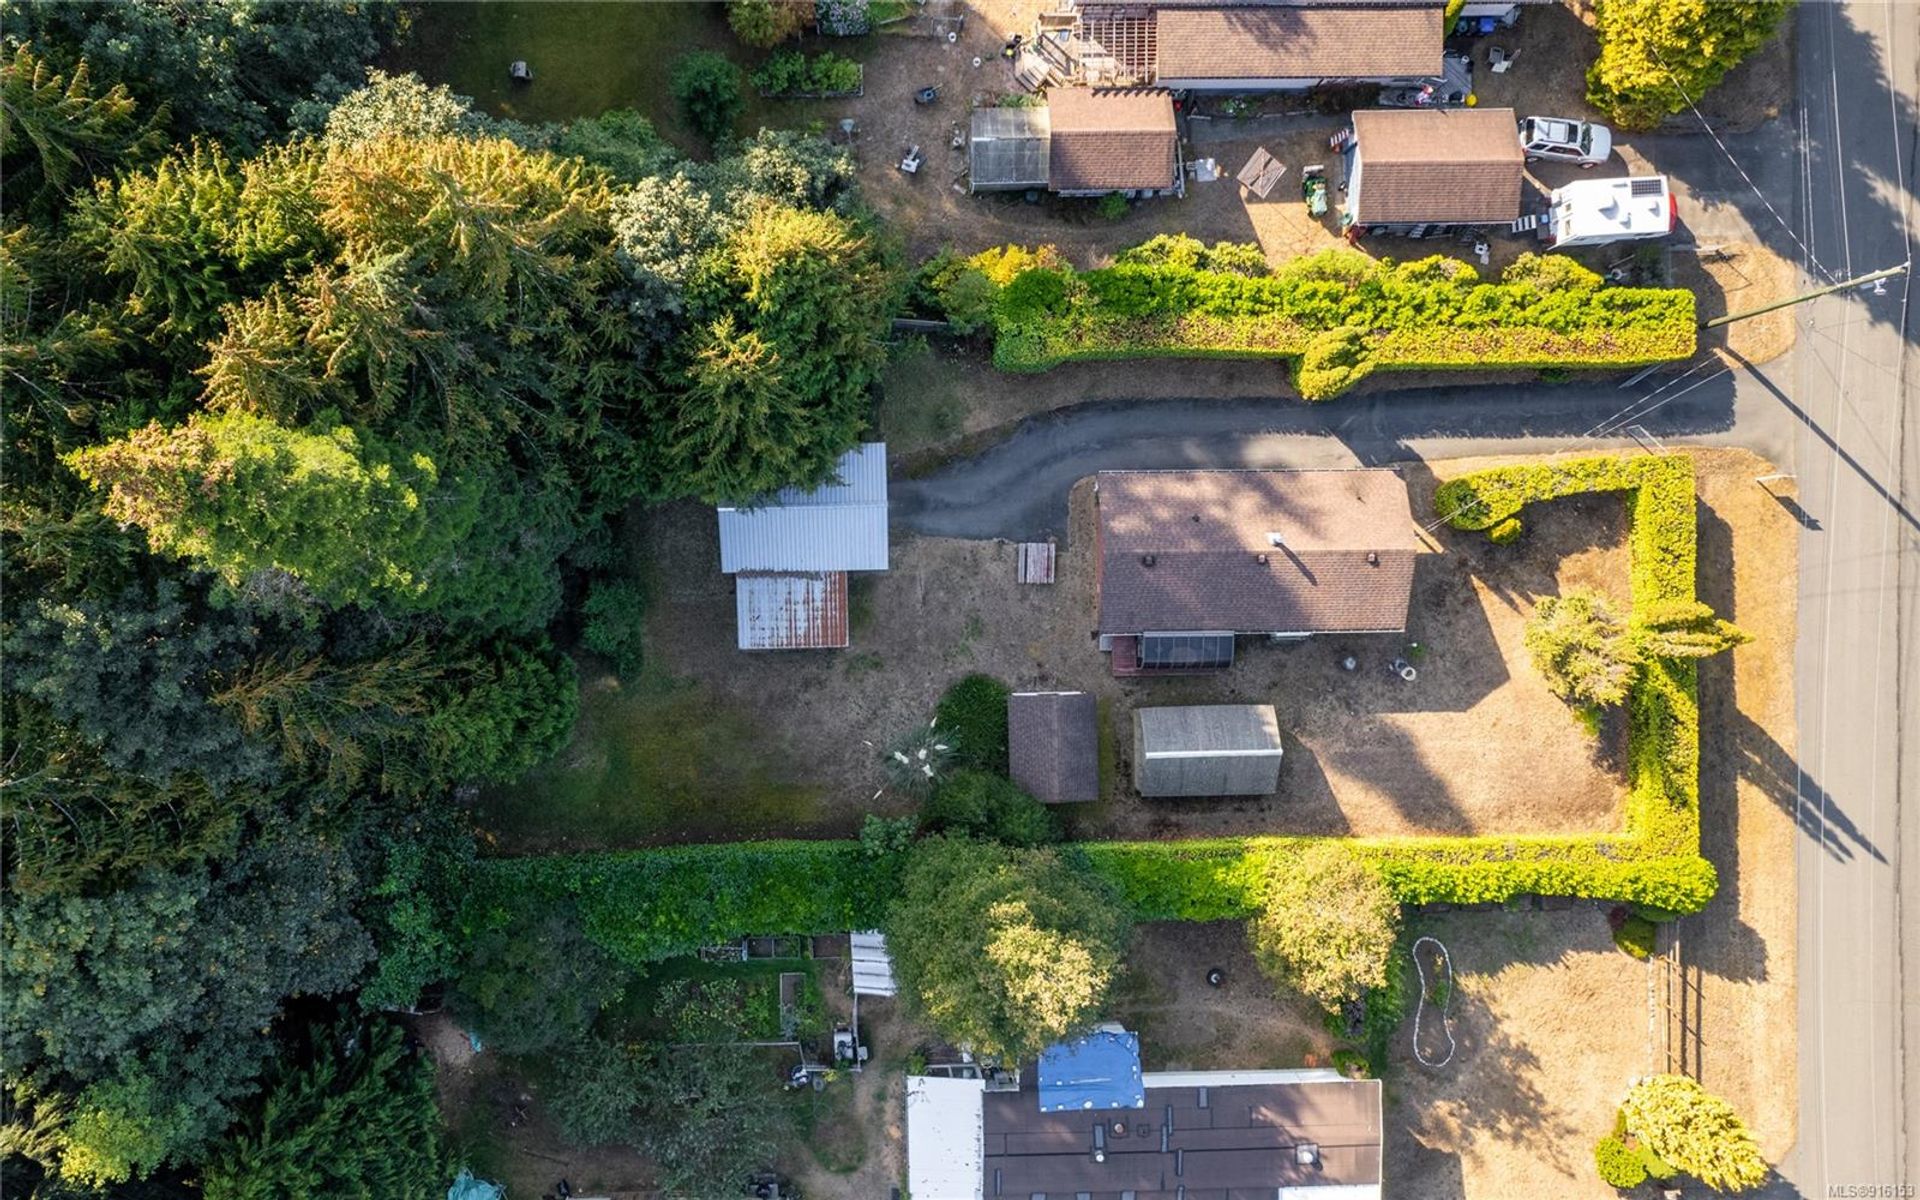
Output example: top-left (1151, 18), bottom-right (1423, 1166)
top-left (785, 1078), bottom-right (867, 1173)
top-left (477, 669), bottom-right (823, 850)
top-left (385, 1), bottom-right (814, 149)
top-left (874, 339), bottom-right (967, 454)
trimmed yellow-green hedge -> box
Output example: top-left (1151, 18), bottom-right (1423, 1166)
top-left (463, 453), bottom-right (1713, 962)
top-left (986, 250), bottom-right (1696, 400)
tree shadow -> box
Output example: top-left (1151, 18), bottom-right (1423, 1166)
top-left (1641, 4), bottom-right (1915, 346)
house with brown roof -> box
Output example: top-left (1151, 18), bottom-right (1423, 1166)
top-left (1047, 86), bottom-right (1181, 195)
top-left (971, 88), bottom-right (1181, 196)
top-left (1028, 0), bottom-right (1445, 93)
top-left (1009, 691), bottom-right (1100, 804)
top-left (1093, 468), bottom-right (1419, 675)
top-left (1345, 106), bottom-right (1527, 231)
top-left (907, 1026), bottom-right (1385, 1199)
top-left (1154, 1), bottom-right (1445, 91)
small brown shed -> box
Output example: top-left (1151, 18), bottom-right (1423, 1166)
top-left (1044, 86), bottom-right (1181, 197)
top-left (1008, 691), bottom-right (1100, 804)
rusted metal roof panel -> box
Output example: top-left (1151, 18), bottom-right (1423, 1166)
top-left (735, 570), bottom-right (851, 650)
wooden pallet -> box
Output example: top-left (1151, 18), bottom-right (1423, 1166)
top-left (1016, 542), bottom-right (1055, 584)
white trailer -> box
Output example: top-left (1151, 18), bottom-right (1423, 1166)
top-left (1548, 175), bottom-right (1676, 249)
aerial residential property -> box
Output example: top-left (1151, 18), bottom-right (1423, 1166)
top-left (4, 2), bottom-right (1908, 1200)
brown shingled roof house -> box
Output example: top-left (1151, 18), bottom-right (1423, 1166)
top-left (1008, 691), bottom-right (1100, 804)
top-left (1154, 3), bottom-right (1445, 89)
top-left (1044, 87), bottom-right (1181, 196)
top-left (1346, 106), bottom-right (1527, 228)
top-left (1094, 469), bottom-right (1419, 674)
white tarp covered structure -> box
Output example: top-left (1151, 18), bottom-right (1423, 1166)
top-left (850, 929), bottom-right (897, 996)
top-left (906, 1075), bottom-right (986, 1200)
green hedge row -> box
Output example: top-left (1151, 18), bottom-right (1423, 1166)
top-left (462, 452), bottom-right (1713, 962)
top-left (985, 250), bottom-right (1696, 399)
top-left (461, 841), bottom-right (891, 968)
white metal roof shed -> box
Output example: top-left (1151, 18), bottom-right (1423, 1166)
top-left (717, 443), bottom-right (889, 573)
top-left (734, 571), bottom-right (850, 650)
top-left (906, 1075), bottom-right (986, 1200)
top-left (850, 929), bottom-right (897, 996)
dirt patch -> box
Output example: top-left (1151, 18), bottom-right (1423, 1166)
top-left (1111, 922), bottom-right (1338, 1071)
top-left (1676, 241), bottom-right (1801, 366)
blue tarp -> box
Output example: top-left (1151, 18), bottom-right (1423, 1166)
top-left (448, 1170), bottom-right (504, 1200)
top-left (1037, 1028), bottom-right (1146, 1112)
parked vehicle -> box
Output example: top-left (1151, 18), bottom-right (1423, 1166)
top-left (1547, 175), bottom-right (1676, 248)
top-left (1518, 116), bottom-right (1612, 167)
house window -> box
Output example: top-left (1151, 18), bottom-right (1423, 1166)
top-left (1139, 631), bottom-right (1235, 671)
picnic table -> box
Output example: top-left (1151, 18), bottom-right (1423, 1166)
top-left (1236, 146), bottom-right (1288, 199)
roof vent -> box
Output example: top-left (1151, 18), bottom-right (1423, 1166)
top-left (1296, 1142), bottom-right (1321, 1167)
top-left (1367, 551), bottom-right (1379, 566)
top-left (1141, 553), bottom-right (1156, 567)
top-left (1191, 513), bottom-right (1202, 522)
top-left (1266, 531), bottom-right (1286, 547)
top-left (1256, 553), bottom-right (1269, 565)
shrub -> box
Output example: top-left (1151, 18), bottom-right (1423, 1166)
top-left (1609, 906), bottom-right (1658, 958)
top-left (1525, 587), bottom-right (1644, 707)
top-left (938, 268), bottom-right (998, 335)
top-left (582, 577), bottom-right (647, 678)
top-left (1488, 516), bottom-right (1524, 544)
top-left (934, 673), bottom-right (1011, 772)
top-left (671, 51), bottom-right (744, 143)
top-left (448, 906), bottom-right (627, 1055)
top-left (1296, 326), bottom-right (1376, 402)
top-left (751, 50), bottom-right (863, 96)
top-left (1620, 1075), bottom-right (1769, 1192)
top-left (547, 1036), bottom-right (646, 1146)
top-left (1096, 192), bottom-right (1131, 220)
top-left (883, 720), bottom-right (956, 795)
top-left (983, 245), bottom-right (1694, 392)
top-left (1594, 1134), bottom-right (1650, 1189)
top-left (967, 243), bottom-right (1062, 287)
top-left (1330, 1048), bottom-right (1372, 1078)
top-left (922, 770), bottom-right (1059, 847)
top-left (1248, 843), bottom-right (1401, 1010)
top-left (728, 0), bottom-right (811, 47)
top-left (1634, 599), bottom-right (1752, 659)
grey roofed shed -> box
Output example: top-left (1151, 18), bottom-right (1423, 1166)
top-left (717, 443), bottom-right (888, 573)
top-left (1133, 704), bottom-right (1283, 797)
top-left (1008, 691), bottom-right (1099, 804)
top-left (970, 105), bottom-right (1051, 192)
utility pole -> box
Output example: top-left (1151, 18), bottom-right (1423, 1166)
top-left (1702, 262), bottom-right (1908, 329)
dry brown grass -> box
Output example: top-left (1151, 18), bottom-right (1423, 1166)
top-left (642, 459), bottom-right (1639, 843)
top-left (1383, 447), bottom-right (1799, 1198)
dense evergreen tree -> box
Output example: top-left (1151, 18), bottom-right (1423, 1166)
top-left (1586, 0), bottom-right (1793, 129)
top-left (0, 0), bottom-right (397, 152)
top-left (0, 830), bottom-right (371, 1184)
top-left (200, 1014), bottom-right (447, 1200)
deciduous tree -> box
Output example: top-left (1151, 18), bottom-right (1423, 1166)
top-left (1585, 0), bottom-right (1793, 131)
top-left (886, 837), bottom-right (1131, 1062)
top-left (1619, 1074), bottom-right (1769, 1192)
top-left (1248, 843), bottom-right (1400, 1010)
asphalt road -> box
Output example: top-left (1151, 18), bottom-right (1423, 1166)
top-left (1783, 1), bottom-right (1917, 1195)
top-left (895, 5), bottom-right (1918, 1190)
